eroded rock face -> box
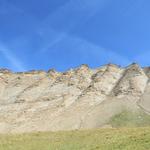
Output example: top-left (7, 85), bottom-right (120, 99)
top-left (0, 64), bottom-right (149, 133)
top-left (112, 63), bottom-right (148, 97)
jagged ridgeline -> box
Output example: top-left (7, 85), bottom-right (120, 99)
top-left (0, 63), bottom-right (150, 133)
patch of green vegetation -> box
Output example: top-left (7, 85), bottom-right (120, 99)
top-left (0, 128), bottom-right (150, 150)
top-left (109, 110), bottom-right (150, 127)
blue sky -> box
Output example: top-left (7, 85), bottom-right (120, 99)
top-left (0, 0), bottom-right (150, 71)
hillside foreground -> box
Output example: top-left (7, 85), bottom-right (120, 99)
top-left (0, 127), bottom-right (150, 150)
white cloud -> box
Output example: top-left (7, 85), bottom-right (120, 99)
top-left (37, 0), bottom-right (111, 52)
top-left (35, 0), bottom-right (130, 67)
top-left (37, 27), bottom-right (131, 67)
top-left (0, 43), bottom-right (26, 71)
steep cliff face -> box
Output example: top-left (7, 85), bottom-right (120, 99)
top-left (0, 64), bottom-right (150, 133)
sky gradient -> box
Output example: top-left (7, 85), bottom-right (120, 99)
top-left (0, 0), bottom-right (150, 71)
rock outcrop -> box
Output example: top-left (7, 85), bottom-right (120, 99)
top-left (0, 64), bottom-right (150, 133)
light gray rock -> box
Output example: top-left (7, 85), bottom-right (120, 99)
top-left (0, 64), bottom-right (149, 133)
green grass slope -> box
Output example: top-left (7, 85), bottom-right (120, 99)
top-left (0, 128), bottom-right (150, 150)
top-left (109, 110), bottom-right (150, 127)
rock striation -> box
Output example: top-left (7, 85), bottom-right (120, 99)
top-left (0, 64), bottom-right (150, 133)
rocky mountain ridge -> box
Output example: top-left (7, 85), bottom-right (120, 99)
top-left (0, 63), bottom-right (150, 133)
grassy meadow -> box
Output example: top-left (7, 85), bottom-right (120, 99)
top-left (109, 110), bottom-right (150, 127)
top-left (0, 127), bottom-right (150, 150)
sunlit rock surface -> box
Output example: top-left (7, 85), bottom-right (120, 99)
top-left (0, 64), bottom-right (150, 133)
